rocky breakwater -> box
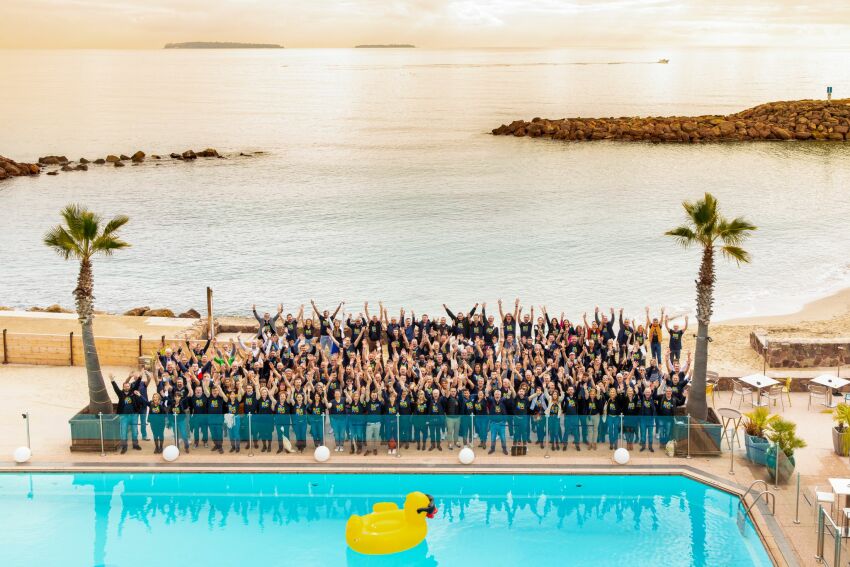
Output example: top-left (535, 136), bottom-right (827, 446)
top-left (492, 99), bottom-right (850, 143)
top-left (0, 155), bottom-right (40, 180)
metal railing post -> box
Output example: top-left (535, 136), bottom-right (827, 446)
top-left (794, 472), bottom-right (801, 524)
top-left (774, 447), bottom-right (780, 490)
top-left (544, 413), bottom-right (549, 458)
top-left (816, 506), bottom-right (825, 563)
top-left (248, 413), bottom-right (254, 457)
top-left (470, 413), bottom-right (475, 449)
top-left (23, 411), bottom-right (31, 449)
top-left (729, 422), bottom-right (735, 475)
top-left (98, 412), bottom-right (105, 457)
top-left (173, 413), bottom-right (178, 445)
top-left (834, 517), bottom-right (842, 567)
top-left (686, 415), bottom-right (691, 459)
top-left (396, 413), bottom-right (401, 458)
top-left (619, 413), bottom-right (624, 450)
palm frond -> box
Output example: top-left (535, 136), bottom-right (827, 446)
top-left (61, 204), bottom-right (86, 241)
top-left (43, 226), bottom-right (82, 259)
top-left (717, 217), bottom-right (757, 246)
top-left (100, 215), bottom-right (129, 237)
top-left (664, 226), bottom-right (698, 248)
top-left (720, 245), bottom-right (751, 264)
top-left (91, 235), bottom-right (131, 256)
top-left (80, 210), bottom-right (101, 243)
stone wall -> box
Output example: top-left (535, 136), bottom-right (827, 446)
top-left (750, 332), bottom-right (850, 369)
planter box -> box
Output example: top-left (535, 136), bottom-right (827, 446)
top-left (69, 405), bottom-right (121, 452)
top-left (765, 446), bottom-right (796, 484)
top-left (673, 407), bottom-right (723, 456)
top-left (745, 434), bottom-right (770, 465)
top-left (834, 427), bottom-right (850, 457)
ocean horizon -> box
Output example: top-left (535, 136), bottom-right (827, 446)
top-left (1, 47), bottom-right (849, 321)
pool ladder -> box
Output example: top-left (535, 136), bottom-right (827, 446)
top-left (739, 480), bottom-right (776, 516)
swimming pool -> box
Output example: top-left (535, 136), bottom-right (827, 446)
top-left (0, 472), bottom-right (771, 566)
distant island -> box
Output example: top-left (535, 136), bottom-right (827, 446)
top-left (354, 44), bottom-right (415, 48)
top-left (164, 42), bottom-right (283, 49)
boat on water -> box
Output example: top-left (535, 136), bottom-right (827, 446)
top-left (658, 59), bottom-right (669, 64)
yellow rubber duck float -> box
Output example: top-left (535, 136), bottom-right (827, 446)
top-left (345, 492), bottom-right (437, 555)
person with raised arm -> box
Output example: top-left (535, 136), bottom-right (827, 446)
top-left (252, 303), bottom-right (282, 339)
top-left (664, 314), bottom-right (688, 362)
top-left (111, 373), bottom-right (142, 454)
top-left (646, 306), bottom-right (665, 363)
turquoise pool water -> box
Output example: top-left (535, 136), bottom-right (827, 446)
top-left (0, 473), bottom-right (771, 567)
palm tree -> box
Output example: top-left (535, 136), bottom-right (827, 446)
top-left (44, 205), bottom-right (130, 415)
top-left (666, 193), bottom-right (756, 421)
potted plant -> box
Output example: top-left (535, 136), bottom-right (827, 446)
top-left (833, 403), bottom-right (850, 456)
top-left (743, 407), bottom-right (776, 465)
top-left (765, 418), bottom-right (807, 483)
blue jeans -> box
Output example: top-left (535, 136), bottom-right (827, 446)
top-left (651, 342), bottom-right (662, 362)
top-left (119, 414), bottom-right (138, 448)
top-left (489, 421), bottom-right (507, 450)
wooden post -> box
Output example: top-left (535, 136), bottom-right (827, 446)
top-left (207, 286), bottom-right (214, 340)
top-left (138, 335), bottom-right (143, 357)
top-left (2, 329), bottom-right (7, 364)
top-left (161, 335), bottom-right (165, 348)
top-left (69, 331), bottom-right (74, 366)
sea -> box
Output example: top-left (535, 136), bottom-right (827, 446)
top-left (1, 47), bottom-right (849, 321)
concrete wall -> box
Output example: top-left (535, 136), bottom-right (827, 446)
top-left (750, 332), bottom-right (850, 369)
top-left (0, 331), bottom-right (175, 366)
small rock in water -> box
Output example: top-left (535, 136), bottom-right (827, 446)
top-left (178, 308), bottom-right (201, 319)
top-left (170, 152), bottom-right (183, 159)
top-left (79, 157), bottom-right (90, 164)
top-left (151, 154), bottom-right (161, 160)
top-left (181, 149), bottom-right (197, 160)
top-left (74, 164), bottom-right (88, 171)
top-left (38, 155), bottom-right (68, 165)
top-left (60, 164), bottom-right (73, 172)
top-left (105, 155), bottom-right (120, 163)
top-left (196, 148), bottom-right (219, 158)
top-left (94, 158), bottom-right (106, 164)
top-left (114, 161), bottom-right (125, 167)
top-left (46, 170), bottom-right (59, 176)
top-left (131, 150), bottom-right (145, 163)
top-left (119, 154), bottom-right (131, 161)
top-left (123, 306), bottom-right (150, 316)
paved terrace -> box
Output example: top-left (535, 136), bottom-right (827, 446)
top-left (1, 363), bottom-right (847, 566)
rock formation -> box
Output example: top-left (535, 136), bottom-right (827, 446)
top-left (492, 99), bottom-right (850, 143)
top-left (0, 156), bottom-right (39, 180)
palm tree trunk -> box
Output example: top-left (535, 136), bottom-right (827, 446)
top-left (687, 245), bottom-right (715, 422)
top-left (76, 257), bottom-right (113, 415)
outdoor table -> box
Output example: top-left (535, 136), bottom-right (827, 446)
top-left (717, 407), bottom-right (742, 449)
top-left (829, 478), bottom-right (850, 536)
top-left (739, 374), bottom-right (779, 407)
top-left (811, 374), bottom-right (850, 408)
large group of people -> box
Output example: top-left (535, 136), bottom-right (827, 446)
top-left (110, 300), bottom-right (693, 457)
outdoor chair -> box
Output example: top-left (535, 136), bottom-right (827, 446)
top-left (730, 379), bottom-right (753, 408)
top-left (766, 384), bottom-right (785, 411)
top-left (807, 384), bottom-right (827, 410)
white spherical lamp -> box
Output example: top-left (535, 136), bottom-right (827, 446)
top-left (162, 445), bottom-right (180, 462)
top-left (613, 447), bottom-right (630, 465)
top-left (13, 446), bottom-right (32, 464)
top-left (314, 445), bottom-right (330, 463)
top-left (458, 447), bottom-right (475, 465)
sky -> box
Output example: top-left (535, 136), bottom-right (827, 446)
top-left (2, 0), bottom-right (850, 49)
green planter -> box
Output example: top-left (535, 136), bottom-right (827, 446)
top-left (833, 427), bottom-right (850, 457)
top-left (745, 434), bottom-right (770, 465)
top-left (69, 405), bottom-right (121, 452)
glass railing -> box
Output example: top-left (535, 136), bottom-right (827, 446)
top-left (62, 411), bottom-right (719, 459)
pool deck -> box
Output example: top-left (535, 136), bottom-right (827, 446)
top-left (2, 363), bottom-right (848, 566)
